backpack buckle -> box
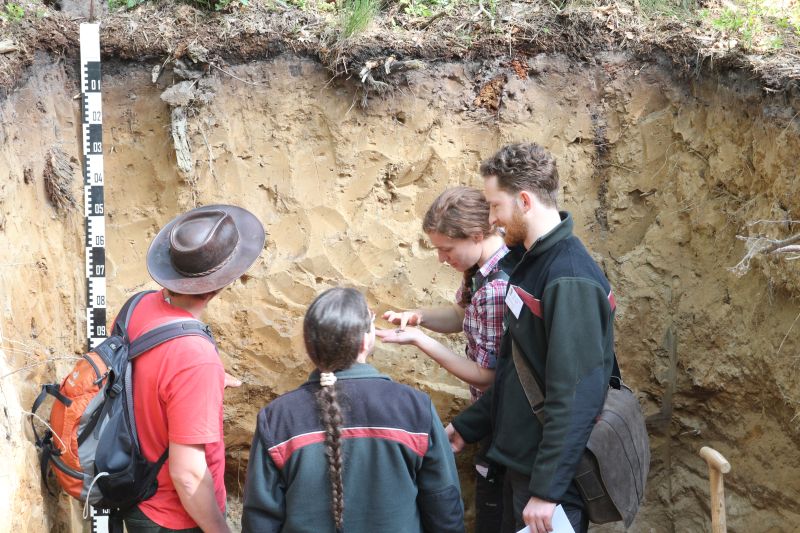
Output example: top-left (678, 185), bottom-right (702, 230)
top-left (109, 381), bottom-right (124, 397)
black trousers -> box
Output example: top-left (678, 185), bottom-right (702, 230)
top-left (475, 463), bottom-right (505, 533)
top-left (501, 469), bottom-right (589, 533)
top-left (121, 506), bottom-right (203, 533)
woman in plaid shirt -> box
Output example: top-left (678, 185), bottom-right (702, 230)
top-left (377, 186), bottom-right (515, 533)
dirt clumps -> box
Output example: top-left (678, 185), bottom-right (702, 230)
top-left (474, 74), bottom-right (507, 111)
top-left (509, 58), bottom-right (529, 80)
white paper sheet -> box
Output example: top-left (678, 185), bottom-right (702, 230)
top-left (516, 505), bottom-right (575, 533)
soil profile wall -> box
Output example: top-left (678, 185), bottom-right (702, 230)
top-left (1, 52), bottom-right (799, 532)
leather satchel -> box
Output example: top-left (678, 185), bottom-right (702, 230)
top-left (511, 340), bottom-right (650, 528)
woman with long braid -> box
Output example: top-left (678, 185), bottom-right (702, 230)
top-left (242, 287), bottom-right (465, 533)
top-left (377, 186), bottom-right (522, 533)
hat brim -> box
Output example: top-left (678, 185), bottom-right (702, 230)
top-left (146, 204), bottom-right (266, 294)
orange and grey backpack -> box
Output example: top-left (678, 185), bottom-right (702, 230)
top-left (30, 290), bottom-right (215, 519)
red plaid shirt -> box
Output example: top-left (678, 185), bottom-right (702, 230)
top-left (455, 245), bottom-right (510, 402)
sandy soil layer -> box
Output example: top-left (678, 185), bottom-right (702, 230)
top-left (1, 51), bottom-right (799, 532)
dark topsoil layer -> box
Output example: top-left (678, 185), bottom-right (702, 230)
top-left (2, 0), bottom-right (800, 98)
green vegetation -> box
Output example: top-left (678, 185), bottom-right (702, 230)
top-left (108, 0), bottom-right (144, 8)
top-left (339, 0), bottom-right (381, 38)
top-left (638, 0), bottom-right (698, 18)
top-left (398, 0), bottom-right (453, 17)
top-left (0, 2), bottom-right (25, 22)
top-left (703, 0), bottom-right (800, 49)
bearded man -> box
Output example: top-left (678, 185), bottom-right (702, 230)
top-left (446, 143), bottom-right (618, 533)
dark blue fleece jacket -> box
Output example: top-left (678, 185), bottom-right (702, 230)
top-left (242, 363), bottom-right (465, 533)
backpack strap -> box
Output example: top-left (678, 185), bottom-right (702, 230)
top-left (123, 319), bottom-right (216, 464)
top-left (127, 319), bottom-right (215, 359)
top-left (511, 336), bottom-right (623, 420)
top-left (112, 290), bottom-right (158, 342)
top-left (470, 263), bottom-right (511, 299)
top-left (30, 384), bottom-right (72, 446)
top-left (485, 269), bottom-right (510, 285)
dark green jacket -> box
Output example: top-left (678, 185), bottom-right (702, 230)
top-left (242, 363), bottom-right (464, 533)
top-left (452, 212), bottom-right (616, 503)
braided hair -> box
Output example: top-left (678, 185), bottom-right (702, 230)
top-left (422, 186), bottom-right (495, 306)
top-left (303, 288), bottom-right (373, 532)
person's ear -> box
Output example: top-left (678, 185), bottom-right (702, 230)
top-left (361, 331), bottom-right (371, 352)
top-left (518, 191), bottom-right (533, 212)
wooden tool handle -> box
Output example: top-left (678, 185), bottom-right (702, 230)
top-left (700, 446), bottom-right (731, 474)
top-left (700, 446), bottom-right (730, 533)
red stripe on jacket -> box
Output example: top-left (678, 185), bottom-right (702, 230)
top-left (268, 427), bottom-right (430, 469)
top-left (512, 286), bottom-right (616, 318)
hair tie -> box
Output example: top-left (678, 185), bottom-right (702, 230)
top-left (320, 372), bottom-right (337, 387)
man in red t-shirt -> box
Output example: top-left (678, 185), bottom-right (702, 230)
top-left (122, 205), bottom-right (265, 533)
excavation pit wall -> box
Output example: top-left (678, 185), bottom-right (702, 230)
top-left (1, 53), bottom-right (799, 532)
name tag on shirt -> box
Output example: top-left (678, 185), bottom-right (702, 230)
top-left (506, 286), bottom-right (524, 319)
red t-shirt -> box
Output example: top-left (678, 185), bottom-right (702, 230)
top-left (126, 290), bottom-right (226, 529)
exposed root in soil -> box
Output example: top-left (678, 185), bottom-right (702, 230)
top-left (731, 220), bottom-right (800, 276)
top-left (169, 107), bottom-right (193, 176)
top-left (357, 57), bottom-right (425, 106)
top-left (42, 147), bottom-right (77, 213)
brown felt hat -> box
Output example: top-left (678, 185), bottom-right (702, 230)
top-left (146, 204), bottom-right (266, 294)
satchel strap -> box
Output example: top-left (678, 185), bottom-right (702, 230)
top-left (512, 337), bottom-right (624, 418)
top-left (511, 339), bottom-right (545, 424)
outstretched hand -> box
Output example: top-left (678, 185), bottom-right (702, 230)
top-left (375, 326), bottom-right (427, 346)
top-left (382, 310), bottom-right (423, 330)
top-left (224, 372), bottom-right (242, 388)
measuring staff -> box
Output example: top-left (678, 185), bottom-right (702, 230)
top-left (80, 22), bottom-right (110, 533)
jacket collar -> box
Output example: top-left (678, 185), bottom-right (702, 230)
top-left (525, 211), bottom-right (573, 260)
top-left (477, 243), bottom-right (510, 279)
top-left (306, 363), bottom-right (389, 384)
